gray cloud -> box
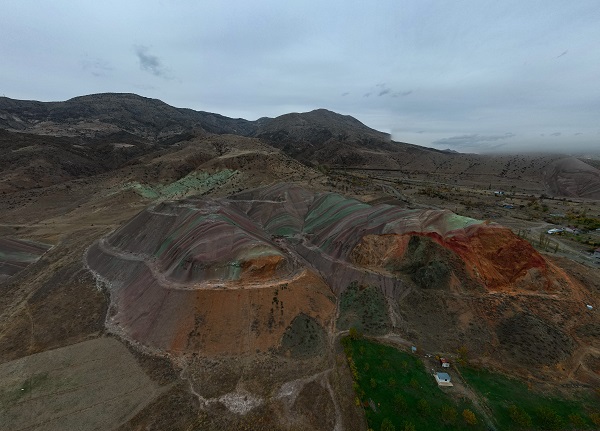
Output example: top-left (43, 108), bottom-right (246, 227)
top-left (392, 90), bottom-right (413, 97)
top-left (81, 58), bottom-right (112, 77)
top-left (551, 132), bottom-right (561, 137)
top-left (372, 83), bottom-right (412, 98)
top-left (134, 45), bottom-right (170, 78)
top-left (2, 1), bottom-right (599, 154)
top-left (432, 133), bottom-right (516, 150)
top-left (341, 92), bottom-right (349, 96)
top-left (574, 132), bottom-right (583, 135)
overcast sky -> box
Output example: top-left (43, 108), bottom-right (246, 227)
top-left (2, 1), bottom-right (600, 153)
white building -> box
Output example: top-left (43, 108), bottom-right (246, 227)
top-left (434, 372), bottom-right (453, 387)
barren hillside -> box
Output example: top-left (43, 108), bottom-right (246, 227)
top-left (0, 94), bottom-right (598, 430)
top-left (3, 94), bottom-right (599, 198)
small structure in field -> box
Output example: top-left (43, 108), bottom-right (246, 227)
top-left (440, 357), bottom-right (450, 368)
top-left (434, 372), bottom-right (453, 387)
top-left (593, 248), bottom-right (600, 261)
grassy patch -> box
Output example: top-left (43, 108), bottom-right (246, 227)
top-left (461, 366), bottom-right (599, 430)
top-left (0, 372), bottom-right (50, 405)
top-left (342, 337), bottom-right (484, 431)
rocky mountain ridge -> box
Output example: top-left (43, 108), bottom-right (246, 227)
top-left (2, 92), bottom-right (600, 198)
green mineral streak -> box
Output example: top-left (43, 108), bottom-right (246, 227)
top-left (443, 213), bottom-right (482, 232)
top-left (154, 211), bottom-right (211, 257)
top-left (127, 182), bottom-right (160, 199)
top-left (320, 238), bottom-right (333, 251)
top-left (159, 169), bottom-right (237, 198)
top-left (304, 194), bottom-right (369, 234)
top-left (227, 261), bottom-right (242, 280)
top-left (124, 169), bottom-right (237, 200)
top-left (271, 226), bottom-right (297, 237)
top-left (264, 213), bottom-right (300, 237)
top-left (0, 251), bottom-right (40, 263)
top-left (154, 211), bottom-right (262, 259)
top-left (7, 239), bottom-right (53, 250)
top-left (238, 246), bottom-right (282, 260)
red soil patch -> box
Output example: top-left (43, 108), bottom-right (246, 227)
top-left (352, 224), bottom-right (567, 292)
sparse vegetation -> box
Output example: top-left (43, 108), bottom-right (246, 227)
top-left (337, 283), bottom-right (391, 335)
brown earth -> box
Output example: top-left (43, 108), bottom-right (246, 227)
top-left (544, 156), bottom-right (600, 199)
top-left (0, 95), bottom-right (598, 429)
top-left (3, 93), bottom-right (600, 199)
top-left (0, 337), bottom-right (160, 431)
top-left (350, 225), bottom-right (559, 292)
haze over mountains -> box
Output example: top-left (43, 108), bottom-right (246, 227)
top-left (1, 93), bottom-right (600, 199)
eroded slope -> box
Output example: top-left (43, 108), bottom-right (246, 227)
top-left (87, 183), bottom-right (584, 374)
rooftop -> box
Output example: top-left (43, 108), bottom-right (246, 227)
top-left (434, 372), bottom-right (453, 387)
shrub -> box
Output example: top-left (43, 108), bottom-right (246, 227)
top-left (348, 357), bottom-right (359, 381)
top-left (462, 409), bottom-right (477, 425)
top-left (393, 394), bottom-right (407, 413)
top-left (380, 418), bottom-right (395, 431)
top-left (441, 405), bottom-right (457, 424)
top-left (568, 413), bottom-right (585, 427)
top-left (535, 406), bottom-right (563, 430)
top-left (456, 345), bottom-right (469, 365)
top-left (508, 405), bottom-right (532, 428)
top-left (409, 378), bottom-right (419, 389)
top-left (349, 327), bottom-right (362, 340)
top-left (417, 399), bottom-right (430, 416)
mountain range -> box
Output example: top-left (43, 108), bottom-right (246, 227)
top-left (2, 93), bottom-right (599, 199)
top-left (0, 93), bottom-right (599, 431)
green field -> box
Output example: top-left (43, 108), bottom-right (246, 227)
top-left (342, 337), bottom-right (484, 431)
top-left (461, 366), bottom-right (600, 430)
